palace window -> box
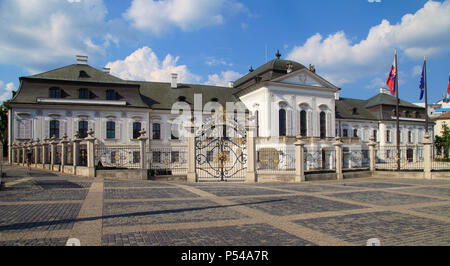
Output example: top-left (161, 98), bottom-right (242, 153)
top-left (320, 111), bottom-right (326, 139)
top-left (106, 121), bottom-right (115, 139)
top-left (353, 129), bottom-right (358, 138)
top-left (343, 128), bottom-right (348, 137)
top-left (300, 110), bottom-right (307, 137)
top-left (79, 88), bottom-right (89, 99)
top-left (49, 88), bottom-right (61, 98)
top-left (106, 90), bottom-right (116, 100)
top-left (373, 130), bottom-right (377, 142)
top-left (49, 120), bottom-right (60, 138)
top-left (152, 123), bottom-right (161, 140)
top-left (279, 109), bottom-right (286, 136)
top-left (408, 131), bottom-right (412, 143)
top-left (78, 121), bottom-right (88, 138)
top-left (386, 130), bottom-right (391, 143)
top-left (133, 122), bottom-right (142, 139)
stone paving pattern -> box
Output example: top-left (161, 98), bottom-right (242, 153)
top-left (1, 165), bottom-right (450, 246)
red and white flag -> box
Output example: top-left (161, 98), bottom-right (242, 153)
top-left (386, 55), bottom-right (397, 96)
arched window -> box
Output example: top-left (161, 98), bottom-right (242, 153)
top-left (279, 109), bottom-right (286, 136)
top-left (49, 120), bottom-right (60, 138)
top-left (353, 129), bottom-right (358, 138)
top-left (133, 122), bottom-right (142, 139)
top-left (106, 121), bottom-right (115, 139)
top-left (300, 110), bottom-right (307, 136)
top-left (78, 121), bottom-right (88, 138)
top-left (320, 111), bottom-right (326, 139)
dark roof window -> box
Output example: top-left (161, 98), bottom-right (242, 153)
top-left (78, 70), bottom-right (90, 78)
top-left (106, 89), bottom-right (116, 100)
top-left (177, 96), bottom-right (187, 102)
top-left (49, 87), bottom-right (61, 98)
top-left (79, 88), bottom-right (89, 99)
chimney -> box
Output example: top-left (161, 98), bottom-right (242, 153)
top-left (103, 67), bottom-right (110, 74)
top-left (380, 88), bottom-right (390, 94)
top-left (171, 73), bottom-right (178, 88)
top-left (308, 64), bottom-right (316, 73)
top-left (228, 81), bottom-right (234, 88)
top-left (76, 55), bottom-right (88, 65)
top-left (335, 91), bottom-right (340, 100)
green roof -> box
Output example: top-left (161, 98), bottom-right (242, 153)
top-left (24, 64), bottom-right (129, 85)
top-left (234, 59), bottom-right (306, 89)
top-left (365, 93), bottom-right (419, 108)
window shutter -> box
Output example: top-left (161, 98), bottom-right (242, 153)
top-left (44, 119), bottom-right (49, 138)
top-left (128, 121), bottom-right (133, 140)
top-left (286, 109), bottom-right (292, 136)
top-left (327, 112), bottom-right (331, 138)
top-left (102, 120), bottom-right (107, 140)
top-left (114, 121), bottom-right (121, 139)
top-left (60, 120), bottom-right (66, 137)
top-left (308, 111), bottom-right (312, 137)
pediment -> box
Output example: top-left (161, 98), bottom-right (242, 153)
top-left (272, 69), bottom-right (338, 90)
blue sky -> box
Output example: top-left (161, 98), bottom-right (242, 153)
top-left (0, 0), bottom-right (449, 104)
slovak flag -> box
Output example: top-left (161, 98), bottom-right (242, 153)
top-left (447, 76), bottom-right (450, 102)
top-left (386, 56), bottom-right (397, 96)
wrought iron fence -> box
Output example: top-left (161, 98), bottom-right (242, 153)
top-left (342, 148), bottom-right (368, 169)
top-left (55, 145), bottom-right (61, 165)
top-left (66, 145), bottom-right (73, 165)
top-left (432, 146), bottom-right (450, 171)
top-left (147, 147), bottom-right (187, 176)
top-left (79, 144), bottom-right (87, 167)
top-left (95, 144), bottom-right (140, 169)
top-left (375, 145), bottom-right (424, 171)
top-left (45, 146), bottom-right (51, 164)
top-left (304, 147), bottom-right (335, 172)
top-left (36, 146), bottom-right (41, 164)
top-left (256, 145), bottom-right (296, 174)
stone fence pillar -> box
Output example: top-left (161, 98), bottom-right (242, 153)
top-left (61, 134), bottom-right (69, 173)
top-left (245, 121), bottom-right (257, 183)
top-left (73, 133), bottom-right (81, 175)
top-left (34, 139), bottom-right (40, 166)
top-left (50, 136), bottom-right (58, 170)
top-left (85, 129), bottom-right (96, 177)
top-left (423, 132), bottom-right (432, 180)
top-left (21, 143), bottom-right (26, 165)
top-left (334, 137), bottom-right (343, 180)
top-left (368, 137), bottom-right (377, 174)
top-left (186, 122), bottom-right (197, 183)
top-left (42, 138), bottom-right (49, 167)
top-left (138, 129), bottom-right (149, 180)
top-left (295, 136), bottom-right (305, 182)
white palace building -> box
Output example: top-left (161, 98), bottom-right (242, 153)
top-left (6, 54), bottom-right (434, 181)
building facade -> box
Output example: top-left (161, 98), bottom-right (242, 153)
top-left (6, 55), bottom-right (431, 169)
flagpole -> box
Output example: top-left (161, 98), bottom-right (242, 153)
top-left (395, 50), bottom-right (400, 171)
top-left (424, 56), bottom-right (429, 133)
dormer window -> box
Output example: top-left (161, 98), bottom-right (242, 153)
top-left (177, 96), bottom-right (187, 102)
top-left (106, 90), bottom-right (116, 100)
top-left (211, 97), bottom-right (218, 102)
top-left (49, 87), bottom-right (61, 98)
top-left (352, 108), bottom-right (357, 115)
top-left (79, 88), bottom-right (89, 99)
top-left (79, 70), bottom-right (90, 78)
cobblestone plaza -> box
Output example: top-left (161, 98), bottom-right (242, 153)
top-left (1, 166), bottom-right (449, 246)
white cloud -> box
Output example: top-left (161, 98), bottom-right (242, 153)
top-left (205, 70), bottom-right (243, 87)
top-left (287, 0), bottom-right (450, 86)
top-left (105, 46), bottom-right (201, 83)
top-left (205, 57), bottom-right (233, 67)
top-left (124, 0), bottom-right (245, 34)
top-left (0, 81), bottom-right (16, 102)
top-left (368, 0), bottom-right (381, 3)
top-left (412, 64), bottom-right (423, 77)
top-left (0, 0), bottom-right (116, 73)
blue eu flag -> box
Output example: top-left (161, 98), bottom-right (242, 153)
top-left (419, 62), bottom-right (425, 100)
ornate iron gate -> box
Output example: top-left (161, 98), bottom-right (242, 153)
top-left (195, 119), bottom-right (247, 182)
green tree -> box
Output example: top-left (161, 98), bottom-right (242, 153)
top-left (435, 122), bottom-right (450, 159)
top-left (0, 100), bottom-right (10, 157)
